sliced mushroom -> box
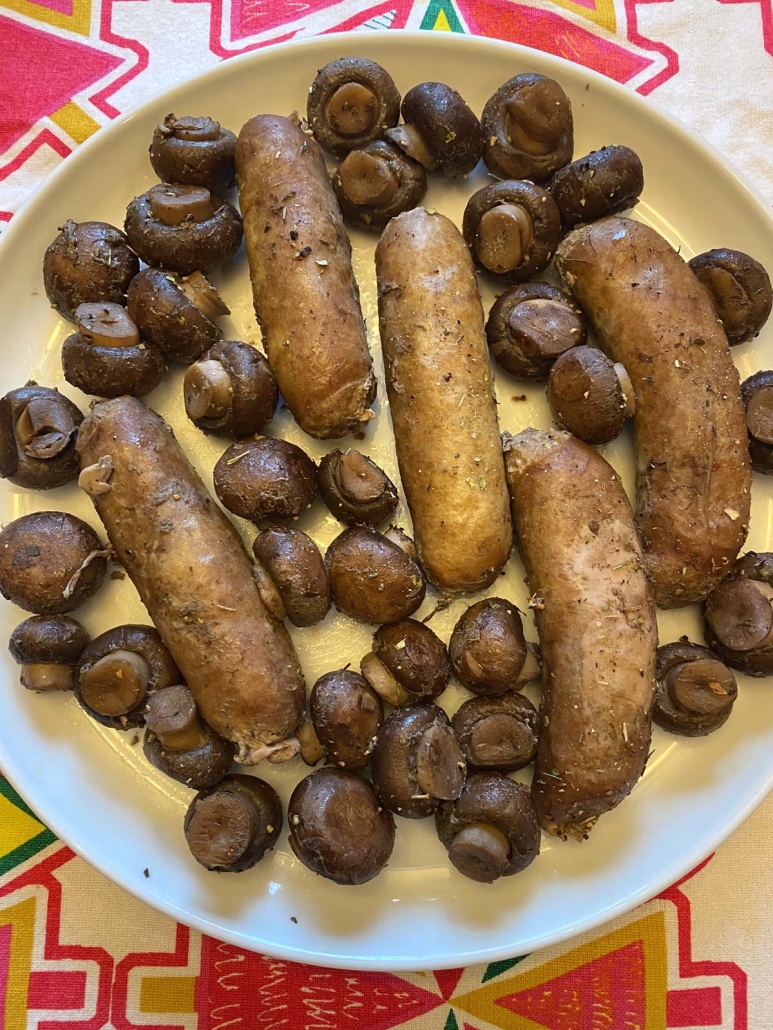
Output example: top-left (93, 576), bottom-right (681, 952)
top-left (481, 73), bottom-right (573, 183)
top-left (150, 114), bottom-right (237, 193)
top-left (462, 181), bottom-right (561, 282)
top-left (549, 145), bottom-right (644, 228)
top-left (9, 615), bottom-right (89, 691)
top-left (252, 527), bottom-right (330, 627)
top-left (288, 767), bottom-right (395, 884)
top-left (317, 449), bottom-right (398, 527)
top-left (654, 641), bottom-right (737, 736)
top-left (449, 598), bottom-right (540, 695)
top-left (332, 140), bottom-right (427, 232)
top-left (486, 282), bottom-right (586, 379)
top-left (689, 248), bottom-right (773, 345)
top-left (127, 268), bottom-right (229, 363)
top-left (742, 371), bottom-right (773, 474)
top-left (704, 552), bottom-right (773, 675)
top-left (435, 771), bottom-right (540, 883)
top-left (185, 774), bottom-right (282, 872)
top-left (0, 511), bottom-right (107, 614)
top-left (361, 619), bottom-right (450, 706)
top-left (547, 346), bottom-right (635, 444)
top-left (307, 57), bottom-right (400, 157)
top-left (184, 340), bottom-right (278, 440)
top-left (213, 436), bottom-right (317, 523)
top-left (309, 669), bottom-right (383, 770)
top-left (43, 220), bottom-right (139, 321)
top-left (452, 691), bottom-right (538, 771)
top-left (143, 684), bottom-right (234, 789)
top-left (384, 82), bottom-right (483, 177)
top-left (0, 385), bottom-right (83, 490)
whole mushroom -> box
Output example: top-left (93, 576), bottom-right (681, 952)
top-left (127, 268), bottom-right (229, 363)
top-left (547, 346), bottom-right (635, 445)
top-left (361, 619), bottom-right (451, 707)
top-left (703, 552), bottom-right (773, 675)
top-left (43, 220), bottom-right (139, 321)
top-left (453, 691), bottom-right (539, 771)
top-left (252, 527), bottom-right (330, 627)
top-left (0, 385), bottom-right (83, 490)
top-left (742, 371), bottom-right (773, 474)
top-left (449, 598), bottom-right (541, 695)
top-left (384, 82), bottom-right (483, 178)
top-left (185, 340), bottom-right (278, 440)
top-left (486, 282), bottom-right (586, 379)
top-left (149, 114), bottom-right (237, 193)
top-left (309, 669), bottom-right (383, 770)
top-left (185, 774), bottom-right (282, 872)
top-left (317, 449), bottom-right (398, 527)
top-left (332, 140), bottom-right (427, 232)
top-left (213, 436), bottom-right (317, 523)
top-left (689, 248), bottom-right (773, 345)
top-left (9, 615), bottom-right (89, 691)
top-left (654, 641), bottom-right (737, 736)
top-left (143, 684), bottom-right (234, 789)
top-left (549, 145), bottom-right (644, 229)
top-left (307, 57), bottom-right (401, 157)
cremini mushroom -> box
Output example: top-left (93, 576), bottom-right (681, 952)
top-left (43, 220), bottom-right (139, 321)
top-left (333, 140), bottom-right (427, 231)
top-left (486, 282), bottom-right (586, 379)
top-left (9, 615), bottom-right (89, 691)
top-left (742, 370), bottom-right (773, 474)
top-left (384, 81), bottom-right (483, 177)
top-left (127, 268), bottom-right (229, 363)
top-left (185, 774), bottom-right (282, 871)
top-left (213, 436), bottom-right (317, 523)
top-left (252, 527), bottom-right (330, 627)
top-left (549, 145), bottom-right (644, 229)
top-left (309, 669), bottom-right (383, 770)
top-left (307, 57), bottom-right (400, 157)
top-left (704, 552), bottom-right (773, 676)
top-left (184, 340), bottom-right (278, 439)
top-left (150, 114), bottom-right (237, 193)
top-left (654, 641), bottom-right (737, 736)
top-left (144, 684), bottom-right (234, 789)
top-left (0, 385), bottom-right (83, 490)
top-left (547, 346), bottom-right (635, 444)
top-left (449, 598), bottom-right (541, 695)
top-left (689, 248), bottom-right (773, 345)
top-left (361, 618), bottom-right (450, 707)
top-left (452, 691), bottom-right (538, 771)
top-left (317, 449), bottom-right (398, 527)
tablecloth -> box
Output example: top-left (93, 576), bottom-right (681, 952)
top-left (2, 1), bottom-right (773, 1027)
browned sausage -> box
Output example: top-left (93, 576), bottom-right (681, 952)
top-left (556, 216), bottom-right (751, 607)
top-left (236, 115), bottom-right (375, 439)
top-left (504, 428), bottom-right (657, 840)
top-left (76, 397), bottom-right (305, 762)
top-left (375, 208), bottom-right (512, 592)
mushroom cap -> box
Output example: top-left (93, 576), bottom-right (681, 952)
top-left (213, 436), bottom-right (317, 523)
top-left (742, 370), bottom-right (773, 475)
top-left (185, 774), bottom-right (282, 872)
top-left (332, 139), bottom-right (427, 232)
top-left (689, 248), bottom-right (773, 345)
top-left (0, 385), bottom-right (83, 490)
top-left (9, 614), bottom-right (89, 664)
top-left (127, 268), bottom-right (223, 363)
top-left (547, 345), bottom-right (632, 444)
top-left (307, 57), bottom-right (401, 157)
top-left (373, 619), bottom-right (450, 700)
top-left (0, 511), bottom-right (106, 614)
top-left (253, 527), bottom-right (330, 628)
top-left (654, 641), bottom-right (737, 736)
top-left (62, 320), bottom-right (166, 399)
top-left (317, 448), bottom-right (399, 527)
top-left (452, 690), bottom-right (539, 771)
top-left (144, 726), bottom-right (235, 790)
top-left (486, 282), bottom-right (585, 379)
top-left (400, 82), bottom-right (483, 177)
top-left (185, 340), bottom-right (278, 440)
top-left (549, 145), bottom-right (644, 229)
top-left (449, 597), bottom-right (528, 694)
top-left (149, 113), bottom-right (237, 193)
top-left (288, 767), bottom-right (395, 884)
top-left (309, 669), bottom-right (383, 770)
top-left (703, 552), bottom-right (773, 675)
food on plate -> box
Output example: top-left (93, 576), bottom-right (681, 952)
top-left (332, 140), bottom-right (427, 232)
top-left (124, 184), bottom-right (242, 275)
top-left (556, 216), bottom-right (751, 608)
top-left (703, 552), bottom-right (773, 676)
top-left (360, 618), bottom-right (450, 707)
top-left (184, 340), bottom-right (277, 439)
top-left (143, 684), bottom-right (235, 789)
top-left (481, 73), bottom-right (573, 183)
top-left (0, 511), bottom-right (107, 614)
top-left (309, 669), bottom-right (383, 770)
top-left (452, 691), bottom-right (539, 772)
top-left (9, 615), bottom-right (89, 691)
top-left (376, 208), bottom-right (512, 592)
top-left (317, 448), bottom-right (398, 527)
top-left (372, 703), bottom-right (465, 818)
top-left (654, 641), bottom-right (737, 736)
top-left (127, 268), bottom-right (229, 364)
top-left (76, 624), bottom-right (179, 728)
top-left (213, 436), bottom-right (317, 523)
top-left (236, 115), bottom-right (375, 439)
top-left (742, 370), bottom-right (773, 474)
top-left (184, 774), bottom-right (282, 872)
top-left (288, 767), bottom-right (395, 884)
top-left (549, 145), bottom-right (644, 229)
top-left (325, 526), bottom-right (425, 624)
top-left (62, 302), bottom-right (166, 398)
top-left (0, 385), bottom-right (83, 490)
top-left (76, 396), bottom-right (305, 762)
top-left (504, 428), bottom-right (658, 840)
top-left (435, 772), bottom-right (540, 883)
top-left (149, 114), bottom-right (237, 193)
top-left (449, 597), bottom-right (540, 695)
top-left (384, 81), bottom-right (483, 177)
top-left (43, 220), bottom-right (139, 321)
top-left (252, 527), bottom-right (330, 627)
top-left (486, 282), bottom-right (585, 380)
top-left (306, 57), bottom-right (400, 156)
top-left (689, 248), bottom-right (772, 345)
top-left (462, 181), bottom-right (561, 282)
top-left (546, 345), bottom-right (635, 445)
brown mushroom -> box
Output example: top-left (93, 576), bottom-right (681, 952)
top-left (481, 73), bottom-right (573, 183)
top-left (449, 598), bottom-right (540, 695)
top-left (76, 624), bottom-right (180, 728)
top-left (452, 691), bottom-right (538, 771)
top-left (307, 57), bottom-right (400, 157)
top-left (62, 302), bottom-right (166, 398)
top-left (9, 615), bottom-right (89, 691)
top-left (143, 684), bottom-right (234, 789)
top-left (43, 220), bottom-right (139, 321)
top-left (252, 527), bottom-right (330, 627)
top-left (486, 282), bottom-right (586, 379)
top-left (549, 145), bottom-right (644, 229)
top-left (742, 371), bottom-right (773, 474)
top-left (547, 346), bottom-right (635, 444)
top-left (462, 181), bottom-right (561, 282)
top-left (654, 641), bottom-right (738, 736)
top-left (689, 248), bottom-right (773, 345)
top-left (150, 114), bottom-right (237, 193)
top-left (332, 140), bottom-right (427, 232)
top-left (435, 771), bottom-right (540, 883)
top-left (127, 268), bottom-right (229, 363)
top-left (0, 511), bottom-right (107, 614)
top-left (213, 436), bottom-right (317, 523)
top-left (0, 385), bottom-right (83, 490)
top-left (384, 82), bottom-right (483, 177)
top-left (185, 774), bottom-right (282, 872)
top-left (325, 526), bottom-right (426, 624)
top-left (317, 449), bottom-right (398, 527)
top-left (309, 669), bottom-right (383, 770)
top-left (124, 185), bottom-right (242, 275)
top-left (288, 767), bottom-right (395, 884)
top-left (371, 703), bottom-right (465, 818)
top-left (184, 341), bottom-right (278, 439)
top-left (704, 552), bottom-right (773, 676)
top-left (361, 619), bottom-right (450, 706)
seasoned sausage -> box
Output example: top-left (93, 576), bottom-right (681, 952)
top-left (556, 216), bottom-right (751, 607)
top-left (76, 397), bottom-right (305, 762)
top-left (504, 428), bottom-right (657, 840)
top-left (236, 115), bottom-right (375, 439)
top-left (375, 208), bottom-right (512, 592)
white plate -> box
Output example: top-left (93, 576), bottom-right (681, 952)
top-left (1, 30), bottom-right (772, 971)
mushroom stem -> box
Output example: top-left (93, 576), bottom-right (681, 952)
top-left (338, 151), bottom-right (398, 208)
top-left (515, 642), bottom-right (542, 685)
top-left (416, 723), bottom-right (465, 800)
top-left (178, 271), bottom-right (230, 320)
top-left (325, 82), bottom-right (378, 137)
top-left (665, 659), bottom-right (737, 716)
top-left (476, 204), bottom-right (533, 274)
top-left (252, 561), bottom-right (287, 622)
top-left (15, 398), bottom-right (75, 459)
top-left (21, 661), bottom-right (75, 692)
top-left (149, 185), bottom-right (214, 226)
top-left (706, 578), bottom-right (773, 651)
top-left (360, 650), bottom-right (411, 707)
top-left (183, 360), bottom-right (233, 420)
top-left (384, 123), bottom-right (438, 170)
top-left (448, 821), bottom-right (511, 883)
top-left (145, 684), bottom-right (208, 751)
top-left (185, 790), bottom-right (258, 869)
top-left (79, 650), bottom-right (150, 716)
top-left (76, 303), bottom-right (140, 348)
top-left (613, 363), bottom-right (636, 417)
top-left (298, 715), bottom-right (326, 765)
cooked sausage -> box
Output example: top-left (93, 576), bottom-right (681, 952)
top-left (375, 208), bottom-right (512, 592)
top-left (504, 428), bottom-right (657, 840)
top-left (236, 115), bottom-right (375, 439)
top-left (76, 397), bottom-right (305, 762)
top-left (556, 216), bottom-right (751, 607)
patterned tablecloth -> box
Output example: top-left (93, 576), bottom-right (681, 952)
top-left (2, 1), bottom-right (773, 1027)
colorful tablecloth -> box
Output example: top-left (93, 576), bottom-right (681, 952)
top-left (3, 1), bottom-right (773, 1027)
